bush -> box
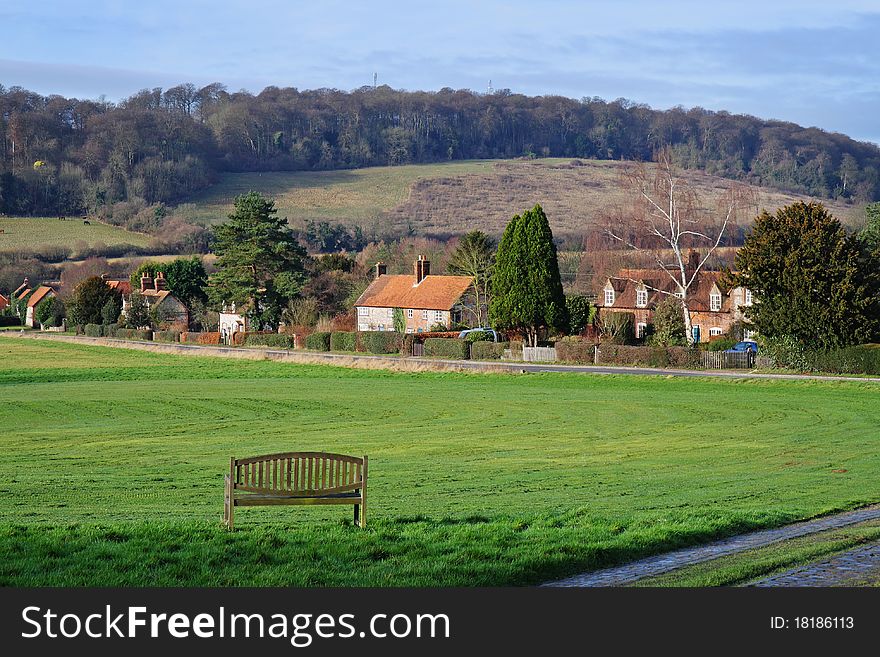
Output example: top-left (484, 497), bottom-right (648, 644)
top-left (83, 323), bottom-right (103, 337)
top-left (358, 331), bottom-right (401, 354)
top-left (104, 325), bottom-right (118, 338)
top-left (811, 344), bottom-right (880, 375)
top-left (0, 316), bottom-right (21, 327)
top-left (423, 338), bottom-right (470, 359)
top-left (232, 331), bottom-right (272, 346)
top-left (463, 330), bottom-right (491, 343)
top-left (600, 312), bottom-right (635, 344)
top-left (181, 331), bottom-right (222, 345)
top-left (471, 341), bottom-right (509, 360)
top-left (304, 332), bottom-right (331, 351)
top-left (152, 330), bottom-right (180, 343)
top-left (704, 337), bottom-right (737, 352)
top-left (330, 331), bottom-right (357, 352)
top-left (597, 344), bottom-right (699, 368)
top-left (114, 328), bottom-right (152, 340)
top-left (556, 338), bottom-right (596, 364)
top-left (761, 335), bottom-right (813, 371)
top-left (244, 333), bottom-right (296, 349)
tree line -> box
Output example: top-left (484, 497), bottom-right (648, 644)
top-left (3, 82), bottom-right (880, 217)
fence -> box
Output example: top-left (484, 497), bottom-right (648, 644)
top-left (700, 350), bottom-right (756, 369)
top-left (412, 342), bottom-right (424, 357)
top-left (522, 346), bottom-right (557, 362)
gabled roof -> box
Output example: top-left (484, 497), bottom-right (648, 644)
top-left (355, 274), bottom-right (473, 310)
top-left (0, 293), bottom-right (8, 310)
top-left (12, 280), bottom-right (30, 298)
top-left (26, 286), bottom-right (55, 308)
top-left (603, 269), bottom-right (736, 312)
top-left (105, 280), bottom-right (132, 295)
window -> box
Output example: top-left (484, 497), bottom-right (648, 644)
top-left (636, 322), bottom-right (647, 339)
top-left (406, 328), bottom-right (414, 334)
top-left (709, 327), bottom-right (723, 337)
top-left (421, 310), bottom-right (428, 320)
top-left (744, 289), bottom-right (753, 306)
top-left (604, 289), bottom-right (615, 306)
top-left (710, 292), bottom-right (722, 312)
top-left (636, 289), bottom-right (648, 307)
top-left (358, 307), bottom-right (369, 316)
top-left (407, 309), bottom-right (414, 318)
top-left (433, 310), bottom-right (444, 322)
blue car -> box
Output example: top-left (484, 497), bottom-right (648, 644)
top-left (725, 341), bottom-right (758, 354)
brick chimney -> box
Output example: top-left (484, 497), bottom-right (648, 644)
top-left (375, 262), bottom-right (387, 279)
top-left (140, 272), bottom-right (153, 293)
top-left (413, 255), bottom-right (430, 285)
top-left (685, 249), bottom-right (701, 276)
top-left (155, 272), bottom-right (168, 291)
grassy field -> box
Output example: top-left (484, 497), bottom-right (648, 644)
top-left (178, 158), bottom-right (864, 239)
top-left (1, 338), bottom-right (879, 586)
top-left (0, 216), bottom-right (152, 252)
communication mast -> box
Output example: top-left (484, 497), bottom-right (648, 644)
top-left (487, 79), bottom-right (494, 94)
top-left (373, 72), bottom-right (377, 89)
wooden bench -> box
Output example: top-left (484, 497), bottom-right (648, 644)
top-left (224, 452), bottom-right (367, 530)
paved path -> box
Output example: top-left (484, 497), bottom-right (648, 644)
top-left (750, 542), bottom-right (880, 587)
top-left (5, 332), bottom-right (880, 384)
top-left (543, 506), bottom-right (880, 587)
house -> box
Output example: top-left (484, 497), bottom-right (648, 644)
top-left (219, 302), bottom-right (250, 345)
top-left (104, 278), bottom-right (132, 296)
top-left (25, 286), bottom-right (56, 328)
top-left (354, 255), bottom-right (474, 333)
top-left (599, 262), bottom-right (752, 342)
top-left (122, 272), bottom-right (188, 326)
top-left (0, 292), bottom-right (8, 312)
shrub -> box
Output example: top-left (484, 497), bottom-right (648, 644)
top-left (811, 344), bottom-right (880, 375)
top-left (232, 331), bottom-right (272, 346)
top-left (423, 338), bottom-right (470, 359)
top-left (556, 338), bottom-right (596, 364)
top-left (182, 331), bottom-right (222, 345)
top-left (704, 337), bottom-right (737, 352)
top-left (508, 340), bottom-right (524, 359)
top-left (0, 316), bottom-right (21, 327)
top-left (471, 341), bottom-right (509, 360)
top-left (463, 330), bottom-right (491, 343)
top-left (152, 330), bottom-right (180, 343)
top-left (600, 312), bottom-right (635, 344)
top-left (244, 333), bottom-right (296, 349)
top-left (597, 345), bottom-right (699, 368)
top-left (114, 328), bottom-right (152, 340)
top-left (761, 335), bottom-right (813, 371)
top-left (304, 332), bottom-right (331, 351)
top-left (330, 331), bottom-right (357, 352)
top-left (358, 331), bottom-right (401, 354)
top-left (104, 325), bottom-right (118, 338)
top-left (648, 297), bottom-right (687, 346)
top-left (83, 323), bottom-right (103, 337)
top-left (181, 332), bottom-right (201, 343)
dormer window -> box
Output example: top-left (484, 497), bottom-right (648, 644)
top-left (636, 289), bottom-right (648, 307)
top-left (710, 292), bottom-right (722, 312)
top-left (604, 289), bottom-right (615, 306)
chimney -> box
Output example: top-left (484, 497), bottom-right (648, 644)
top-left (413, 254), bottom-right (430, 285)
top-left (140, 272), bottom-right (153, 293)
top-left (686, 249), bottom-right (701, 274)
top-left (155, 272), bottom-right (167, 291)
top-left (375, 262), bottom-right (387, 280)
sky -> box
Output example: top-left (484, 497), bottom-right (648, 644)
top-left (2, 0), bottom-right (879, 143)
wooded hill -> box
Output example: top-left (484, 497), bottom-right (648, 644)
top-left (2, 82), bottom-right (879, 216)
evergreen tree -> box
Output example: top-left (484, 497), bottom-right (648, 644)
top-left (489, 204), bottom-right (567, 345)
top-left (130, 257), bottom-right (208, 304)
top-left (207, 192), bottom-right (308, 329)
top-left (733, 202), bottom-right (880, 349)
top-left (124, 291), bottom-right (151, 329)
top-left (648, 296), bottom-right (687, 346)
top-left (67, 277), bottom-right (119, 326)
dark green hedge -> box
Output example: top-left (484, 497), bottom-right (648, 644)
top-left (115, 328), bottom-right (153, 340)
top-left (0, 316), bottom-right (21, 327)
top-left (358, 331), bottom-right (401, 354)
top-left (304, 332), bottom-right (331, 351)
top-left (597, 344), bottom-right (699, 368)
top-left (423, 338), bottom-right (470, 359)
top-left (152, 330), bottom-right (180, 343)
top-left (556, 340), bottom-right (596, 364)
top-left (83, 323), bottom-right (103, 337)
top-left (470, 341), bottom-right (508, 360)
top-left (244, 333), bottom-right (296, 349)
top-left (807, 344), bottom-right (880, 375)
top-left (330, 331), bottom-right (357, 352)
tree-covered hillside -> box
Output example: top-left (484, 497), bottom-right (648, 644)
top-left (2, 82), bottom-right (879, 216)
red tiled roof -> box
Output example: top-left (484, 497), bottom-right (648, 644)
top-left (0, 293), bottom-right (8, 310)
top-left (26, 286), bottom-right (54, 308)
top-left (604, 269), bottom-right (732, 312)
top-left (106, 280), bottom-right (132, 295)
top-left (355, 274), bottom-right (473, 310)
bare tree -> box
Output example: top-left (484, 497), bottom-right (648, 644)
top-left (603, 149), bottom-right (753, 345)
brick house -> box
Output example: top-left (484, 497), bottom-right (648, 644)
top-left (599, 266), bottom-right (753, 342)
top-left (0, 291), bottom-right (8, 312)
top-left (122, 272), bottom-right (189, 326)
top-left (354, 256), bottom-right (474, 333)
top-left (25, 286), bottom-right (56, 328)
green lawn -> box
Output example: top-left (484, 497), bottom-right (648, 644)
top-left (1, 338), bottom-right (879, 586)
top-left (0, 216), bottom-right (152, 252)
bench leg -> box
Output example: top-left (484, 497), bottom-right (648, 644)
top-left (353, 503), bottom-right (360, 527)
top-left (224, 474), bottom-right (234, 530)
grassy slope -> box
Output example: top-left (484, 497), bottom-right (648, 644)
top-left (178, 159), bottom-right (863, 238)
top-left (1, 338), bottom-right (879, 586)
top-left (0, 217), bottom-right (152, 252)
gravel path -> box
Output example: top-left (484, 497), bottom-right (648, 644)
top-left (543, 505), bottom-right (880, 587)
top-left (750, 542), bottom-right (880, 587)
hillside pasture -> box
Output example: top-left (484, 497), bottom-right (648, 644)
top-left (178, 159), bottom-right (864, 240)
top-left (1, 338), bottom-right (879, 586)
top-left (0, 216), bottom-right (152, 252)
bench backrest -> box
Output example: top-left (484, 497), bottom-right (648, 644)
top-left (231, 452), bottom-right (365, 496)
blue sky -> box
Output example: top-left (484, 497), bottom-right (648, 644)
top-left (2, 0), bottom-right (879, 143)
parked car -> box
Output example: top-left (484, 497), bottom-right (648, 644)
top-left (725, 340), bottom-right (758, 354)
top-left (458, 328), bottom-right (500, 342)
